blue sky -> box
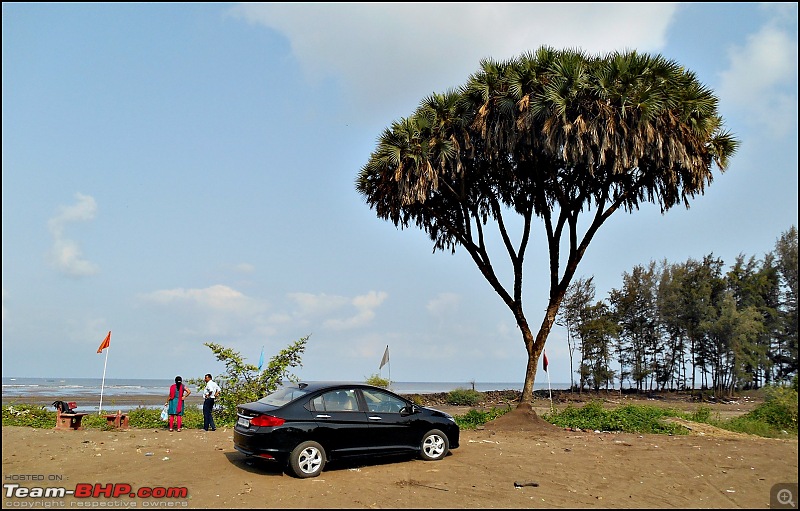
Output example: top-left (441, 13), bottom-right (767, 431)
top-left (2, 3), bottom-right (797, 387)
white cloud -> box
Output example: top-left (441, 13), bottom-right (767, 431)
top-left (718, 13), bottom-right (798, 137)
top-left (288, 292), bottom-right (350, 315)
top-left (323, 291), bottom-right (388, 330)
top-left (233, 262), bottom-right (255, 273)
top-left (142, 284), bottom-right (260, 312)
top-left (230, 3), bottom-right (677, 118)
top-left (137, 287), bottom-right (389, 338)
top-left (47, 193), bottom-right (99, 277)
top-left (426, 292), bottom-right (461, 316)
top-left (138, 284), bottom-right (272, 339)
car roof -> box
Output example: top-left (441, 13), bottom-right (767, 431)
top-left (280, 381), bottom-right (383, 393)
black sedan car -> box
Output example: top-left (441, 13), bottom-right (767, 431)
top-left (233, 381), bottom-right (459, 478)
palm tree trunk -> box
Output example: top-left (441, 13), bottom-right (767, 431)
top-left (520, 300), bottom-right (561, 405)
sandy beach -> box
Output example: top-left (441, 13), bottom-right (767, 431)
top-left (2, 391), bottom-right (798, 509)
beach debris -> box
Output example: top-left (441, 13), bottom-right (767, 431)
top-left (5, 406), bottom-right (30, 417)
top-left (398, 480), bottom-right (448, 491)
top-left (162, 457), bottom-right (170, 461)
top-left (514, 481), bottom-right (539, 488)
top-left (144, 452), bottom-right (154, 456)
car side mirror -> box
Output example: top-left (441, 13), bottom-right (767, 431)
top-left (400, 404), bottom-right (418, 416)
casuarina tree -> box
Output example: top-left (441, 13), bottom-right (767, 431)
top-left (356, 47), bottom-right (739, 407)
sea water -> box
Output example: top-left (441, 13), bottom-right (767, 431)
top-left (2, 377), bottom-right (569, 412)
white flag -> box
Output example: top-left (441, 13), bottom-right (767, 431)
top-left (379, 345), bottom-right (389, 369)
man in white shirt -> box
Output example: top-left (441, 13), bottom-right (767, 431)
top-left (202, 374), bottom-right (221, 431)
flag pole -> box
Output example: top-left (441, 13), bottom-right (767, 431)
top-left (99, 346), bottom-right (109, 415)
top-left (379, 345), bottom-right (390, 386)
top-left (543, 349), bottom-right (553, 412)
top-left (96, 331), bottom-right (111, 415)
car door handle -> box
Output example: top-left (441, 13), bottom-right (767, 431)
top-left (316, 414), bottom-right (331, 418)
top-left (368, 416), bottom-right (382, 421)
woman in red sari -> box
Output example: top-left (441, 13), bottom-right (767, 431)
top-left (165, 375), bottom-right (191, 431)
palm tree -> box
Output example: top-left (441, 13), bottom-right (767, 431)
top-left (357, 47), bottom-right (739, 408)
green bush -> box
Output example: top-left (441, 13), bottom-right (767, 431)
top-left (364, 373), bottom-right (390, 388)
top-left (2, 404), bottom-right (54, 428)
top-left (186, 336), bottom-right (309, 425)
top-left (690, 405), bottom-right (712, 423)
top-left (727, 385), bottom-right (798, 435)
top-left (1, 404), bottom-right (211, 430)
top-left (406, 394), bottom-right (425, 405)
top-left (454, 406), bottom-right (511, 429)
top-left (446, 388), bottom-right (483, 406)
top-left (544, 401), bottom-right (687, 435)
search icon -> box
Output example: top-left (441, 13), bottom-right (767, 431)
top-left (777, 488), bottom-right (796, 508)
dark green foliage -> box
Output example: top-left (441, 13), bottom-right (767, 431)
top-left (125, 406), bottom-right (168, 429)
top-left (364, 374), bottom-right (390, 388)
top-left (1, 404), bottom-right (206, 430)
top-left (544, 401), bottom-right (688, 435)
top-left (187, 335), bottom-right (309, 425)
top-left (446, 388), bottom-right (483, 406)
top-left (454, 406), bottom-right (511, 430)
top-left (2, 404), bottom-right (54, 428)
top-left (736, 386), bottom-right (798, 433)
top-left (357, 47), bottom-right (740, 402)
top-left (691, 405), bottom-right (712, 423)
top-left (406, 394), bottom-right (425, 405)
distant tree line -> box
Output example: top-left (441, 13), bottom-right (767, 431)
top-left (556, 226), bottom-right (798, 396)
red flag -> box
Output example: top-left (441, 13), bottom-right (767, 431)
top-left (543, 350), bottom-right (549, 372)
top-left (97, 331), bottom-right (111, 353)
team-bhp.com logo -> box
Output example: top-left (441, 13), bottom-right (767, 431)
top-left (4, 483), bottom-right (189, 506)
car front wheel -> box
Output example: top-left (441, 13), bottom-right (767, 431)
top-left (419, 429), bottom-right (449, 461)
top-left (288, 441), bottom-right (326, 478)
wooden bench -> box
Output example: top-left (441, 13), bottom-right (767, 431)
top-left (104, 410), bottom-right (129, 429)
top-left (54, 402), bottom-right (89, 430)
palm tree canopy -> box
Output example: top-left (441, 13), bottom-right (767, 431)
top-left (356, 47), bottom-right (739, 248)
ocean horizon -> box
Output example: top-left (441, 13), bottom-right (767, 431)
top-left (2, 377), bottom-right (570, 412)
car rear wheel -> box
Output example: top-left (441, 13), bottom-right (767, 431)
top-left (287, 441), bottom-right (326, 478)
top-left (419, 429), bottom-right (449, 461)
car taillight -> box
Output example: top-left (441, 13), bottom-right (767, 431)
top-left (250, 414), bottom-right (285, 427)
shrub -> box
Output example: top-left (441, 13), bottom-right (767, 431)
top-left (446, 388), bottom-right (483, 406)
top-left (364, 373), bottom-right (390, 388)
top-left (2, 404), bottom-right (54, 428)
top-left (186, 335), bottom-right (309, 425)
top-left (544, 401), bottom-right (686, 435)
top-left (690, 405), bottom-right (712, 423)
top-left (739, 385), bottom-right (798, 433)
top-left (454, 406), bottom-right (511, 429)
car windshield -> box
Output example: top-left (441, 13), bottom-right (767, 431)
top-left (257, 385), bottom-right (311, 406)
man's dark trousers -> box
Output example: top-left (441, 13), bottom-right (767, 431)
top-left (203, 398), bottom-right (216, 431)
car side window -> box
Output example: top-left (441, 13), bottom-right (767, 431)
top-left (316, 389), bottom-right (358, 412)
top-left (362, 389), bottom-right (406, 413)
